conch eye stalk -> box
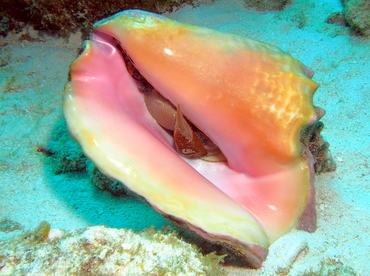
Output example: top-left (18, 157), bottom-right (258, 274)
top-left (64, 9), bottom-right (333, 268)
top-left (174, 104), bottom-right (208, 158)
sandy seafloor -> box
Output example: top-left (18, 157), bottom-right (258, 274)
top-left (0, 0), bottom-right (369, 275)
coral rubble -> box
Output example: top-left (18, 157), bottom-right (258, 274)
top-left (342, 0), bottom-right (370, 36)
top-left (0, 220), bottom-right (23, 233)
top-left (0, 223), bottom-right (225, 275)
top-left (0, 0), bottom-right (215, 38)
top-left (325, 12), bottom-right (349, 27)
top-left (244, 0), bottom-right (289, 12)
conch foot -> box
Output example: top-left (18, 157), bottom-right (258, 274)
top-left (64, 10), bottom-right (334, 268)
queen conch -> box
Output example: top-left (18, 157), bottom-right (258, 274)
top-left (64, 10), bottom-right (323, 268)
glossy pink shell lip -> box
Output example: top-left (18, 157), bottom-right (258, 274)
top-left (64, 10), bottom-right (318, 268)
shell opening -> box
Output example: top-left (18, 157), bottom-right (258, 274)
top-left (120, 46), bottom-right (226, 162)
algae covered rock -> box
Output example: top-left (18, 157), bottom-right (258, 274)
top-left (342, 0), bottom-right (370, 36)
top-left (244, 0), bottom-right (289, 12)
top-left (0, 0), bottom-right (215, 37)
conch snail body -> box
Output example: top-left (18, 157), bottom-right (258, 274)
top-left (64, 10), bottom-right (322, 268)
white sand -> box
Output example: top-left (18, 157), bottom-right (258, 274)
top-left (1, 0), bottom-right (369, 275)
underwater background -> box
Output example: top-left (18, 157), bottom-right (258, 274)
top-left (0, 0), bottom-right (369, 275)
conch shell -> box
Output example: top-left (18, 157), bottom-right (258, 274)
top-left (64, 10), bottom-right (320, 268)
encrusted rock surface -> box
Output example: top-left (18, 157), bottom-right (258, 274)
top-left (244, 0), bottom-right (289, 12)
top-left (342, 0), bottom-right (370, 36)
top-left (0, 0), bottom-right (215, 37)
top-left (0, 223), bottom-right (224, 275)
